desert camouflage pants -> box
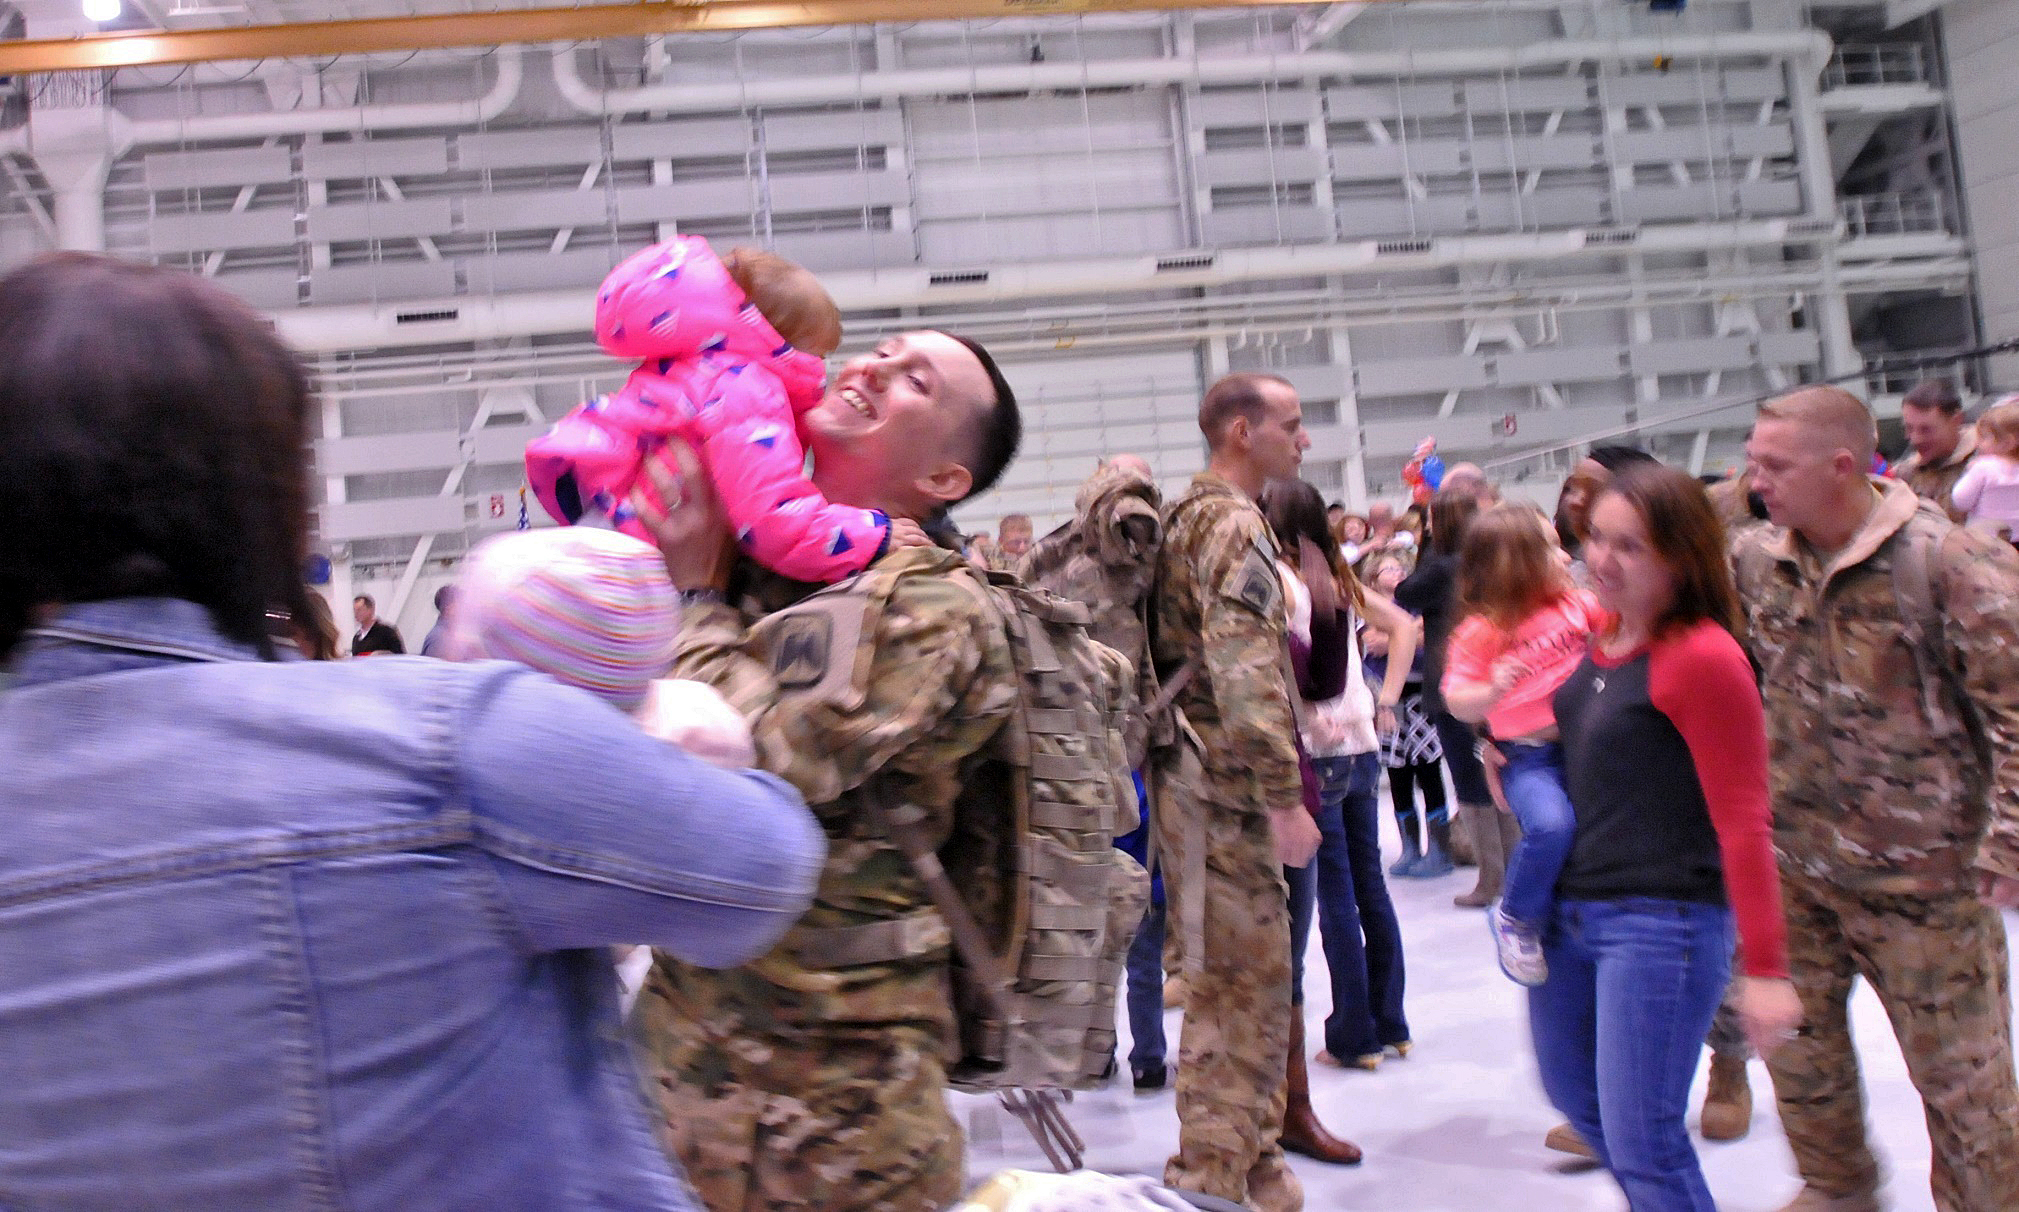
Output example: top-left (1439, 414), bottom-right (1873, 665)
top-left (1766, 874), bottom-right (2019, 1211)
top-left (1158, 794), bottom-right (1296, 1212)
top-left (648, 1016), bottom-right (963, 1212)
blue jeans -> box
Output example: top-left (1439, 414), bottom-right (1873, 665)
top-left (1496, 740), bottom-right (1577, 929)
top-left (1125, 899), bottom-right (1168, 1070)
top-left (1529, 899), bottom-right (1736, 1212)
top-left (1289, 753), bottom-right (1409, 1057)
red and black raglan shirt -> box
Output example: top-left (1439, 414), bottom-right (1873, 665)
top-left (1551, 618), bottom-right (1788, 979)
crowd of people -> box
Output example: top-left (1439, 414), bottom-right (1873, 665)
top-left (1, 243), bottom-right (2016, 1212)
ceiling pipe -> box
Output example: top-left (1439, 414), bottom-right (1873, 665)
top-left (269, 216), bottom-right (1835, 354)
top-left (552, 30), bottom-right (1833, 115)
top-left (121, 42), bottom-right (521, 146)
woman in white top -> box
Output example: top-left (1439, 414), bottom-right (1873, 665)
top-left (1264, 479), bottom-right (1421, 1079)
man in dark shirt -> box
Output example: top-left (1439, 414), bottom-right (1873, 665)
top-left (350, 594), bottom-right (405, 657)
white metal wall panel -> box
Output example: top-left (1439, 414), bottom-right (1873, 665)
top-left (1202, 207), bottom-right (1334, 246)
top-left (761, 108), bottom-right (904, 152)
top-left (1628, 336), bottom-right (1754, 376)
top-left (143, 145), bottom-right (295, 192)
top-left (463, 125), bottom-right (611, 170)
top-left (149, 207), bottom-right (296, 255)
top-left (321, 495), bottom-right (466, 543)
top-left (1948, 0), bottom-right (2019, 385)
top-left (475, 249), bottom-right (621, 293)
top-left (1357, 356), bottom-right (1494, 396)
top-left (770, 229), bottom-right (916, 271)
top-left (317, 430), bottom-right (464, 477)
top-left (307, 198), bottom-right (455, 244)
top-left (460, 188), bottom-right (611, 232)
top-left (1756, 331), bottom-right (1822, 366)
top-left (310, 261), bottom-right (460, 304)
top-left (1496, 346), bottom-right (1626, 386)
top-left (607, 118), bottom-right (752, 161)
top-left (303, 136), bottom-right (450, 181)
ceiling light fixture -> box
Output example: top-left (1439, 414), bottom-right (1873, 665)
top-left (81, 0), bottom-right (122, 23)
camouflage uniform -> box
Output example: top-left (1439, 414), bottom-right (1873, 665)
top-left (1731, 478), bottom-right (2019, 1211)
top-left (1017, 460), bottom-right (1168, 768)
top-left (1150, 472), bottom-right (1302, 1212)
top-left (1893, 424), bottom-right (1979, 523)
top-left (637, 544), bottom-right (1018, 1212)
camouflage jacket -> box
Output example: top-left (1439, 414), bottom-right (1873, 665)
top-left (1018, 461), bottom-right (1165, 766)
top-left (651, 544), bottom-right (1018, 1036)
top-left (1151, 472), bottom-right (1301, 818)
top-left (1731, 477), bottom-right (2019, 892)
top-left (1893, 424), bottom-right (1978, 523)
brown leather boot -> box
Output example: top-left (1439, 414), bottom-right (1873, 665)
top-left (1776, 1187), bottom-right (1882, 1212)
top-left (1453, 803), bottom-right (1506, 909)
top-left (1280, 1013), bottom-right (1363, 1165)
top-left (1699, 1053), bottom-right (1753, 1142)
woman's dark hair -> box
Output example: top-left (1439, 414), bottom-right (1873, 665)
top-left (1425, 486), bottom-right (1482, 559)
top-left (0, 253), bottom-right (316, 659)
top-left (1262, 477), bottom-right (1365, 611)
top-left (291, 593), bottom-right (340, 661)
top-left (1593, 463), bottom-right (1744, 639)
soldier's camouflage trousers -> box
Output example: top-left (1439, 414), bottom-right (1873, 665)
top-left (1766, 873), bottom-right (2019, 1211)
top-left (1157, 791), bottom-right (1297, 1212)
top-left (649, 1017), bottom-right (963, 1212)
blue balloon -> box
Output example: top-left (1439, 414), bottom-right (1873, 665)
top-left (1422, 454), bottom-right (1446, 491)
top-left (303, 553), bottom-right (332, 585)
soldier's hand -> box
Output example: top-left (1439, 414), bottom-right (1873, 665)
top-left (1981, 871), bottom-right (2019, 911)
top-left (633, 440), bottom-right (737, 592)
top-left (1272, 807), bottom-right (1322, 868)
top-left (1737, 976), bottom-right (1805, 1059)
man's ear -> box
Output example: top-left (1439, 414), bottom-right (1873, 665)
top-left (1226, 413), bottom-right (1252, 452)
top-left (915, 460), bottom-right (974, 508)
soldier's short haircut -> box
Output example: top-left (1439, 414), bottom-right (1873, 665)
top-left (354, 594), bottom-right (374, 609)
top-left (944, 333), bottom-right (1021, 501)
top-left (999, 513), bottom-right (1032, 534)
top-left (1903, 377), bottom-right (1963, 417)
top-left (1758, 386), bottom-right (1878, 466)
top-left (1198, 373), bottom-right (1293, 449)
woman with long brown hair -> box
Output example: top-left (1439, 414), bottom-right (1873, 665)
top-left (1264, 479), bottom-right (1419, 1086)
top-left (1532, 463), bottom-right (1799, 1211)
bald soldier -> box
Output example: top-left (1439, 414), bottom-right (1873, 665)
top-left (1735, 386), bottom-right (2019, 1212)
top-left (1152, 372), bottom-right (1323, 1212)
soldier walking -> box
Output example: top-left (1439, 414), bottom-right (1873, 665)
top-left (1152, 373), bottom-right (1323, 1212)
top-left (1735, 386), bottom-right (2019, 1212)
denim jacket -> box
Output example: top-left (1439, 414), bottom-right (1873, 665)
top-left (0, 599), bottom-right (824, 1211)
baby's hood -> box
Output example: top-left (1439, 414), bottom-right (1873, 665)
top-left (595, 236), bottom-right (827, 412)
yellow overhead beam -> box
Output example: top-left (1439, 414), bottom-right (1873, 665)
top-left (0, 0), bottom-right (1349, 77)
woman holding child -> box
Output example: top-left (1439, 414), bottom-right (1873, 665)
top-left (1519, 464), bottom-right (1801, 1211)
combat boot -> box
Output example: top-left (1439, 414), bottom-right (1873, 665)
top-left (1699, 1053), bottom-right (1752, 1142)
top-left (1279, 1015), bottom-right (1363, 1165)
top-left (1244, 1154), bottom-right (1304, 1212)
top-left (1388, 810), bottom-right (1423, 876)
top-left (1776, 1187), bottom-right (1882, 1212)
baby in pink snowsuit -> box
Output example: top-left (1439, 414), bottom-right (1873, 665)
top-left (527, 237), bottom-right (899, 583)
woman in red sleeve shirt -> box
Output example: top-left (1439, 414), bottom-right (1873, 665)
top-left (1534, 464), bottom-right (1802, 1212)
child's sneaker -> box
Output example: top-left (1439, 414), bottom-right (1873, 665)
top-left (1488, 902), bottom-right (1548, 986)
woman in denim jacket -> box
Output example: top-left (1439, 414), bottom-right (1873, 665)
top-left (0, 254), bottom-right (825, 1211)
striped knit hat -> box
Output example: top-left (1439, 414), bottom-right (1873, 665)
top-left (446, 527), bottom-right (679, 714)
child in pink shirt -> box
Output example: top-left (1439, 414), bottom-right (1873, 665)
top-left (526, 237), bottom-right (918, 584)
top-left (1443, 504), bottom-right (1603, 985)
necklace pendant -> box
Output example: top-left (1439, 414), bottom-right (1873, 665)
top-left (1591, 675), bottom-right (1606, 695)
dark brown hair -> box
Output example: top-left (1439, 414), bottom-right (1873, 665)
top-left (1458, 503), bottom-right (1571, 631)
top-left (722, 246), bottom-right (843, 356)
top-left (1262, 477), bottom-right (1366, 612)
top-left (0, 253), bottom-right (316, 659)
top-left (1592, 463), bottom-right (1743, 638)
top-left (1425, 486), bottom-right (1481, 559)
top-left (1199, 372), bottom-right (1292, 448)
top-left (1903, 377), bottom-right (1962, 417)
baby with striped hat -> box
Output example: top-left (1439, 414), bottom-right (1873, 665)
top-left (443, 526), bottom-right (753, 769)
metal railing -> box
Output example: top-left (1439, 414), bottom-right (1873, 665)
top-left (1838, 190), bottom-right (1950, 238)
top-left (1822, 43), bottom-right (1929, 89)
top-left (1863, 349), bottom-right (1982, 398)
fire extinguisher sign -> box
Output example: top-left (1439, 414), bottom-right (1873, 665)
top-left (488, 494), bottom-right (506, 519)
top-left (1499, 413), bottom-right (1518, 438)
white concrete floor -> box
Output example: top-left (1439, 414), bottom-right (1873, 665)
top-left (956, 811), bottom-right (2019, 1212)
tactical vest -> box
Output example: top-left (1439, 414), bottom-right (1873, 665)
top-left (786, 559), bottom-right (1149, 1095)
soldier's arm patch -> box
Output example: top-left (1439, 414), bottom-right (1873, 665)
top-left (1222, 537), bottom-right (1283, 621)
top-left (756, 592), bottom-right (872, 706)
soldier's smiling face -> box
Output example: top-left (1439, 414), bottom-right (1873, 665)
top-left (804, 331), bottom-right (992, 517)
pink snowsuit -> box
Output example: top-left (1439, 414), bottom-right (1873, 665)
top-left (525, 237), bottom-right (890, 582)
